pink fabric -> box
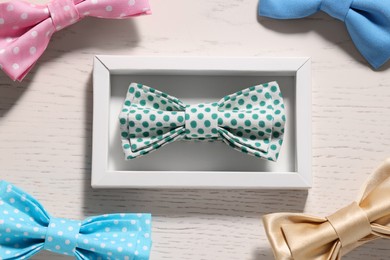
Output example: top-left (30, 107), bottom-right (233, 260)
top-left (0, 0), bottom-right (151, 81)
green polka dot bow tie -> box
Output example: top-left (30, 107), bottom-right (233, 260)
top-left (0, 181), bottom-right (152, 260)
top-left (119, 81), bottom-right (286, 161)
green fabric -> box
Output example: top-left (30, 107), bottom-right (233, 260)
top-left (119, 81), bottom-right (286, 161)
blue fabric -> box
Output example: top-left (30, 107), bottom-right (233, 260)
top-left (259, 0), bottom-right (390, 69)
top-left (0, 181), bottom-right (152, 260)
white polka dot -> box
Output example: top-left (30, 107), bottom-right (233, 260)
top-left (65, 240), bottom-right (70, 245)
top-left (63, 5), bottom-right (70, 11)
top-left (6, 37), bottom-right (13, 43)
top-left (48, 236), bottom-right (53, 242)
top-left (68, 226), bottom-right (74, 231)
top-left (83, 239), bottom-right (89, 244)
top-left (100, 243), bottom-right (106, 248)
top-left (3, 210), bottom-right (9, 214)
top-left (91, 0), bottom-right (98, 3)
top-left (143, 246), bottom-right (148, 250)
top-left (12, 63), bottom-right (19, 70)
top-left (145, 219), bottom-right (150, 225)
top-left (21, 13), bottom-right (28, 20)
top-left (57, 231), bottom-right (63, 236)
top-left (117, 247), bottom-right (123, 252)
top-left (7, 4), bottom-right (14, 11)
top-left (5, 228), bottom-right (11, 233)
top-left (135, 251), bottom-right (139, 255)
top-left (43, 8), bottom-right (49, 14)
top-left (51, 223), bottom-right (56, 228)
top-left (105, 5), bottom-right (113, 12)
top-left (114, 220), bottom-right (119, 225)
top-left (144, 233), bottom-right (150, 238)
top-left (127, 243), bottom-right (133, 247)
top-left (5, 250), bottom-right (10, 255)
top-left (16, 224), bottom-right (21, 228)
top-left (122, 227), bottom-right (127, 232)
top-left (125, 257), bottom-right (130, 260)
top-left (12, 25), bottom-right (19, 30)
top-left (33, 227), bottom-right (38, 232)
top-left (129, 0), bottom-right (136, 6)
top-left (55, 245), bottom-right (60, 250)
top-left (23, 232), bottom-right (28, 236)
top-left (130, 220), bottom-right (136, 225)
top-left (21, 194), bottom-right (26, 201)
top-left (9, 198), bottom-right (15, 203)
top-left (30, 47), bottom-right (36, 55)
top-left (0, 219), bottom-right (4, 224)
top-left (60, 220), bottom-right (66, 224)
top-left (105, 227), bottom-right (110, 232)
top-left (137, 214), bottom-right (143, 217)
top-left (0, 18), bottom-right (4, 25)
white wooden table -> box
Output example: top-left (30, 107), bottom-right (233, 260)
top-left (1, 0), bottom-right (390, 259)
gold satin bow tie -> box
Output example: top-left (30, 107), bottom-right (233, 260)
top-left (263, 159), bottom-right (390, 260)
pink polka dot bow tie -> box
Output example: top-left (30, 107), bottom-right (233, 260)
top-left (0, 0), bottom-right (151, 81)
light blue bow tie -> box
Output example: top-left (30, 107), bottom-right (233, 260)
top-left (0, 181), bottom-right (152, 260)
top-left (259, 0), bottom-right (390, 69)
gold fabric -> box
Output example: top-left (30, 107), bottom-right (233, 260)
top-left (263, 159), bottom-right (390, 260)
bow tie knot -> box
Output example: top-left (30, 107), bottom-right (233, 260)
top-left (320, 0), bottom-right (354, 21)
top-left (47, 0), bottom-right (80, 31)
top-left (184, 103), bottom-right (220, 139)
top-left (326, 202), bottom-right (372, 248)
top-left (43, 217), bottom-right (81, 255)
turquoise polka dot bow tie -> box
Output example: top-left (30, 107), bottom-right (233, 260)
top-left (119, 81), bottom-right (286, 161)
top-left (0, 181), bottom-right (152, 260)
top-left (259, 0), bottom-right (390, 69)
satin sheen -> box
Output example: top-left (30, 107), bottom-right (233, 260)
top-left (263, 158), bottom-right (390, 260)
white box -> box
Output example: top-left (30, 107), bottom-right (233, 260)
top-left (92, 56), bottom-right (311, 189)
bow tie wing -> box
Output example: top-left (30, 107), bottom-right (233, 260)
top-left (76, 0), bottom-right (151, 18)
top-left (358, 159), bottom-right (390, 236)
top-left (259, 0), bottom-right (321, 19)
top-left (0, 2), bottom-right (53, 81)
top-left (119, 83), bottom-right (187, 159)
top-left (217, 82), bottom-right (285, 161)
top-left (263, 213), bottom-right (342, 260)
top-left (345, 0), bottom-right (390, 69)
top-left (74, 213), bottom-right (152, 260)
top-left (0, 180), bottom-right (51, 259)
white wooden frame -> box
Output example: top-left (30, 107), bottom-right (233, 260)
top-left (92, 56), bottom-right (311, 189)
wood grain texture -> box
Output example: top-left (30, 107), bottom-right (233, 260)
top-left (1, 0), bottom-right (390, 259)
